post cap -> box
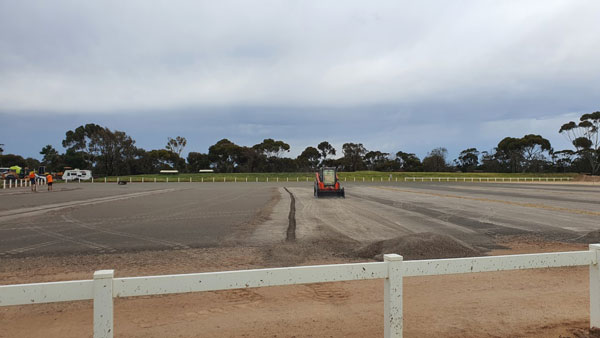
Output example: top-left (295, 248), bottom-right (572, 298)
top-left (383, 254), bottom-right (404, 262)
top-left (94, 270), bottom-right (115, 279)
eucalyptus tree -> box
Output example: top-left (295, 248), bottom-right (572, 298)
top-left (166, 136), bottom-right (187, 157)
top-left (342, 143), bottom-right (367, 171)
top-left (455, 148), bottom-right (479, 172)
top-left (560, 111), bottom-right (600, 175)
top-left (317, 141), bottom-right (336, 162)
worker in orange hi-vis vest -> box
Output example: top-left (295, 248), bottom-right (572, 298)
top-left (29, 171), bottom-right (36, 192)
top-left (46, 174), bottom-right (53, 191)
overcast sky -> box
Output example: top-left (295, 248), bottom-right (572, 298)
top-left (1, 0), bottom-right (599, 160)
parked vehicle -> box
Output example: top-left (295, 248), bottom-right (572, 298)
top-left (62, 169), bottom-right (92, 181)
top-left (3, 173), bottom-right (18, 182)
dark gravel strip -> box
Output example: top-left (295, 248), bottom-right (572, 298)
top-left (284, 187), bottom-right (296, 241)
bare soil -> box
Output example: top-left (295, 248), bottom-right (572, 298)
top-left (0, 237), bottom-right (596, 338)
top-left (3, 183), bottom-right (600, 337)
top-left (355, 232), bottom-right (482, 261)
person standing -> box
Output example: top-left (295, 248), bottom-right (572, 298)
top-left (46, 173), bottom-right (53, 191)
top-left (29, 171), bottom-right (36, 192)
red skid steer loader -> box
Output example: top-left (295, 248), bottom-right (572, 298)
top-left (314, 167), bottom-right (345, 198)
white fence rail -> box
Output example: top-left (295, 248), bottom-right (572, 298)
top-left (405, 176), bottom-right (573, 182)
top-left (1, 178), bottom-right (46, 189)
top-left (3, 246), bottom-right (600, 338)
top-left (3, 176), bottom-right (574, 188)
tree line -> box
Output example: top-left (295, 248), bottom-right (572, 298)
top-left (1, 111), bottom-right (598, 175)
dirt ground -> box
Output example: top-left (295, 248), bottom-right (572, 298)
top-left (0, 237), bottom-right (596, 338)
top-left (2, 182), bottom-right (600, 337)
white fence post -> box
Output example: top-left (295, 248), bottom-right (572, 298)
top-left (142, 177), bottom-right (144, 183)
top-left (130, 177), bottom-right (132, 183)
top-left (154, 178), bottom-right (157, 183)
top-left (190, 177), bottom-right (192, 183)
top-left (384, 254), bottom-right (403, 338)
top-left (590, 244), bottom-right (600, 329)
top-left (93, 270), bottom-right (114, 338)
top-left (178, 177), bottom-right (180, 183)
top-left (166, 177), bottom-right (169, 183)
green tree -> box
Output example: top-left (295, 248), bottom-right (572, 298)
top-left (208, 139), bottom-right (243, 173)
top-left (62, 124), bottom-right (140, 175)
top-left (187, 152), bottom-right (211, 172)
top-left (455, 148), bottom-right (479, 172)
top-left (317, 141), bottom-right (336, 163)
top-left (342, 143), bottom-right (367, 171)
top-left (552, 150), bottom-right (575, 173)
top-left (520, 134), bottom-right (551, 172)
top-left (145, 149), bottom-right (183, 172)
top-left (364, 151), bottom-right (389, 171)
top-left (297, 146), bottom-right (320, 171)
top-left (253, 138), bottom-right (290, 158)
top-left (559, 111), bottom-right (600, 175)
top-left (479, 150), bottom-right (502, 172)
top-left (422, 147), bottom-right (448, 172)
top-left (496, 137), bottom-right (524, 173)
top-left (0, 154), bottom-right (27, 168)
top-left (166, 136), bottom-right (187, 157)
top-left (40, 145), bottom-right (64, 172)
top-left (62, 123), bottom-right (104, 169)
top-left (395, 151), bottom-right (422, 171)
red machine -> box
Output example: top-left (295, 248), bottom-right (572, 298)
top-left (314, 167), bottom-right (345, 198)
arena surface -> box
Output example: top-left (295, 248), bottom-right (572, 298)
top-left (1, 181), bottom-right (600, 337)
top-left (1, 181), bottom-right (599, 257)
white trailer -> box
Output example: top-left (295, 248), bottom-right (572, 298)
top-left (62, 169), bottom-right (92, 181)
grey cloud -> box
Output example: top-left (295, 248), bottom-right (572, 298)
top-left (0, 1), bottom-right (598, 160)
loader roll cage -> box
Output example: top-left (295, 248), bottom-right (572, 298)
top-left (314, 167), bottom-right (345, 198)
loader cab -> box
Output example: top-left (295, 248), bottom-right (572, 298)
top-left (320, 167), bottom-right (337, 186)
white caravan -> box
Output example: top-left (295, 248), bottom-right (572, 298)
top-left (62, 169), bottom-right (92, 181)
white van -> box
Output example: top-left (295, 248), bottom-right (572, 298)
top-left (62, 169), bottom-right (92, 181)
